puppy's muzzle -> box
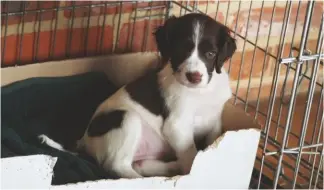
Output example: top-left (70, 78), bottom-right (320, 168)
top-left (186, 71), bottom-right (202, 84)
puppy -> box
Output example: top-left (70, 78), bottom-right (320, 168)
top-left (39, 13), bottom-right (236, 179)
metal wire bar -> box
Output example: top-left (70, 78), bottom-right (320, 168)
top-left (283, 151), bottom-right (322, 155)
top-left (282, 61), bottom-right (323, 87)
top-left (172, 1), bottom-right (194, 15)
top-left (3, 1), bottom-right (288, 66)
top-left (178, 1), bottom-right (184, 16)
top-left (66, 1), bottom-right (76, 57)
top-left (273, 1), bottom-right (303, 141)
top-left (34, 1), bottom-right (42, 62)
top-left (114, 2), bottom-right (123, 52)
top-left (309, 99), bottom-right (324, 188)
top-left (184, 0), bottom-right (189, 15)
top-left (142, 0), bottom-right (153, 52)
top-left (49, 1), bottom-right (60, 59)
top-left (257, 2), bottom-right (292, 187)
top-left (174, 3), bottom-right (280, 62)
top-left (288, 4), bottom-right (314, 101)
top-left (99, 2), bottom-right (108, 53)
top-left (259, 133), bottom-right (323, 178)
top-left (244, 1), bottom-right (265, 112)
top-left (235, 95), bottom-right (324, 182)
top-left (129, 15), bottom-right (167, 20)
top-left (129, 1), bottom-right (138, 51)
top-left (136, 5), bottom-right (165, 11)
top-left (308, 88), bottom-right (324, 163)
top-left (2, 1), bottom-right (9, 65)
top-left (265, 143), bottom-right (323, 156)
top-left (228, 0), bottom-right (241, 76)
top-left (204, 1), bottom-right (208, 14)
top-left (314, 154), bottom-right (323, 189)
top-left (165, 1), bottom-right (172, 20)
top-left (255, 155), bottom-right (308, 189)
top-left (280, 58), bottom-right (313, 137)
top-left (273, 2), bottom-right (314, 187)
top-left (83, 3), bottom-right (92, 56)
top-left (224, 0), bottom-right (231, 26)
top-left (17, 2), bottom-right (26, 65)
top-left (257, 152), bottom-right (309, 184)
top-left (233, 1), bottom-right (253, 105)
top-left (214, 0), bottom-right (220, 22)
top-left (254, 156), bottom-right (303, 189)
top-left (254, 0), bottom-right (277, 120)
top-left (231, 32), bottom-right (277, 61)
top-left (292, 12), bottom-right (324, 188)
top-left (258, 143), bottom-right (313, 184)
top-left (192, 1), bottom-right (198, 13)
top-left (280, 54), bottom-right (324, 64)
top-left (236, 95), bottom-right (321, 154)
top-left (0, 1), bottom-right (147, 16)
top-left (283, 0), bottom-right (315, 153)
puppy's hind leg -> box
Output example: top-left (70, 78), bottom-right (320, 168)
top-left (101, 111), bottom-right (143, 179)
top-left (133, 160), bottom-right (181, 177)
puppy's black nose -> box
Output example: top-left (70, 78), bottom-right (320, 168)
top-left (186, 72), bottom-right (202, 84)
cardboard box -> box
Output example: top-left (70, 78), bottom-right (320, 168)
top-left (1, 53), bottom-right (261, 189)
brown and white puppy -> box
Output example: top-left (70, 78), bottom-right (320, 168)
top-left (39, 13), bottom-right (237, 179)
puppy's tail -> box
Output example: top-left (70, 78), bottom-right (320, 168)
top-left (38, 134), bottom-right (78, 155)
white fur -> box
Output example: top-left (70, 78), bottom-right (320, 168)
top-left (39, 19), bottom-right (233, 179)
top-left (38, 135), bottom-right (77, 155)
top-left (174, 21), bottom-right (210, 88)
top-left (159, 63), bottom-right (231, 174)
top-left (78, 88), bottom-right (165, 178)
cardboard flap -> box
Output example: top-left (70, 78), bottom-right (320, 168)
top-left (1, 53), bottom-right (160, 87)
top-left (222, 101), bottom-right (261, 132)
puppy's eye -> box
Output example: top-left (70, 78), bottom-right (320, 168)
top-left (205, 51), bottom-right (216, 59)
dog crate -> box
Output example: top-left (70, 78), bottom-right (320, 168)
top-left (1, 1), bottom-right (323, 189)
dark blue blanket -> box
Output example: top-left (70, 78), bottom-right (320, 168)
top-left (1, 72), bottom-right (119, 185)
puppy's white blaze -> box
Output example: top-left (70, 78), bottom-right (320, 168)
top-left (193, 20), bottom-right (202, 46)
top-left (186, 49), bottom-right (208, 85)
top-left (182, 20), bottom-right (209, 86)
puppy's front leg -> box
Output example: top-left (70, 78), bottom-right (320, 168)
top-left (162, 116), bottom-right (197, 175)
top-left (205, 114), bottom-right (223, 147)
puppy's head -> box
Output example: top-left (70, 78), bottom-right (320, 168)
top-left (154, 13), bottom-right (236, 88)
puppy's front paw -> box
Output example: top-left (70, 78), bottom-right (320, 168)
top-left (178, 149), bottom-right (197, 175)
top-left (166, 162), bottom-right (182, 177)
top-left (178, 159), bottom-right (193, 175)
top-left (181, 165), bottom-right (192, 175)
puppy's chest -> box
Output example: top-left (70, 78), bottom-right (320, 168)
top-left (165, 90), bottom-right (220, 125)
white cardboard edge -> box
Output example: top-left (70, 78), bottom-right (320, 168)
top-left (1, 155), bottom-right (57, 189)
top-left (49, 129), bottom-right (260, 189)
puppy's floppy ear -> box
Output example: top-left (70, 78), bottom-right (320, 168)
top-left (153, 16), bottom-right (177, 63)
top-left (215, 26), bottom-right (237, 74)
